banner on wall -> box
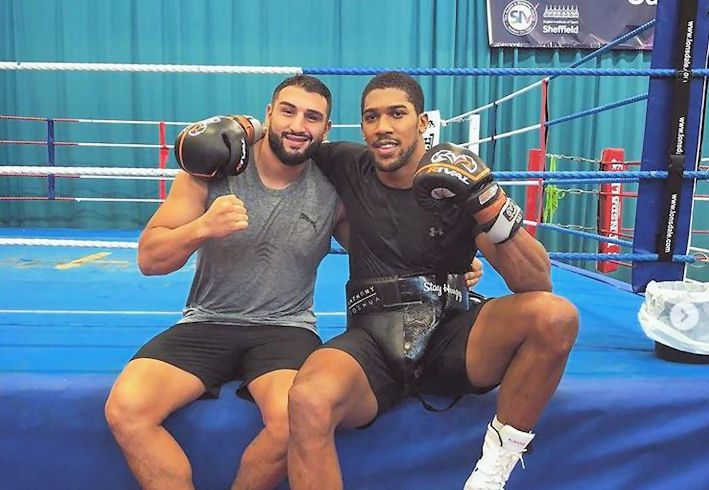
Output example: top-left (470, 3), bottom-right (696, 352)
top-left (487, 0), bottom-right (656, 50)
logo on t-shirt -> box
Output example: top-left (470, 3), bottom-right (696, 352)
top-left (299, 212), bottom-right (318, 232)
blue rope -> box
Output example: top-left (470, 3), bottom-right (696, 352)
top-left (495, 170), bottom-right (709, 180)
top-left (550, 19), bottom-right (657, 80)
top-left (535, 223), bottom-right (633, 248)
top-left (329, 247), bottom-right (694, 263)
top-left (546, 93), bottom-right (648, 128)
top-left (303, 67), bottom-right (706, 77)
top-left (547, 252), bottom-right (695, 263)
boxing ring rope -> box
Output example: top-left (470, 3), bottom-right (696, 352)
top-left (0, 114), bottom-right (359, 131)
top-left (1, 166), bottom-right (706, 264)
top-left (0, 165), bottom-right (537, 201)
top-left (3, 166), bottom-right (708, 181)
top-left (0, 21), bottom-right (678, 176)
top-left (2, 88), bottom-right (644, 153)
top-left (2, 29), bottom-right (707, 278)
top-left (458, 93), bottom-right (649, 147)
top-left (0, 197), bottom-right (163, 203)
top-left (1, 62), bottom-right (705, 78)
top-left (443, 18), bottom-right (657, 125)
top-left (0, 236), bottom-right (697, 264)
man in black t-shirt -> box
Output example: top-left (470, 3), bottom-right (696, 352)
top-left (287, 72), bottom-right (579, 490)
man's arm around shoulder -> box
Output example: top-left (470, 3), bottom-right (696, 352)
top-left (331, 203), bottom-right (349, 250)
top-left (312, 141), bottom-right (366, 169)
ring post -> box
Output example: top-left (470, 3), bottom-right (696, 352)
top-left (598, 148), bottom-right (625, 273)
top-left (632, 0), bottom-right (709, 292)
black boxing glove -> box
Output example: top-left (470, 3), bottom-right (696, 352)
top-left (413, 143), bottom-right (523, 243)
top-left (174, 115), bottom-right (264, 179)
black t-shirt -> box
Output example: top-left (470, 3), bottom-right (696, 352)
top-left (314, 142), bottom-right (478, 280)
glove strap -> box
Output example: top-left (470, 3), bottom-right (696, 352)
top-left (485, 198), bottom-right (523, 244)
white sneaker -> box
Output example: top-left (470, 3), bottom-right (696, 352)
top-left (463, 418), bottom-right (535, 490)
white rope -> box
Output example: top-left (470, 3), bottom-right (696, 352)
top-left (1, 167), bottom-right (543, 184)
top-left (0, 166), bottom-right (179, 177)
top-left (78, 175), bottom-right (174, 181)
top-left (1, 116), bottom-right (189, 126)
top-left (2, 172), bottom-right (174, 181)
top-left (444, 80), bottom-right (546, 125)
top-left (0, 238), bottom-right (138, 248)
top-left (72, 142), bottom-right (173, 149)
top-left (0, 61), bottom-right (303, 75)
top-left (694, 196), bottom-right (709, 202)
top-left (0, 308), bottom-right (346, 316)
top-left (499, 180), bottom-right (540, 187)
top-left (459, 123), bottom-right (540, 146)
top-left (71, 118), bottom-right (190, 126)
top-left (1, 114), bottom-right (353, 129)
top-left (70, 197), bottom-right (164, 203)
top-left (0, 309), bottom-right (183, 315)
top-left (0, 140), bottom-right (174, 149)
top-left (547, 153), bottom-right (600, 164)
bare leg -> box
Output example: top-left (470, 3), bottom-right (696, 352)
top-left (231, 369), bottom-right (296, 490)
top-left (105, 359), bottom-right (206, 490)
top-left (287, 349), bottom-right (378, 490)
top-left (465, 292), bottom-right (579, 430)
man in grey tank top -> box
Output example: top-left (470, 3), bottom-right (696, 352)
top-left (105, 76), bottom-right (347, 490)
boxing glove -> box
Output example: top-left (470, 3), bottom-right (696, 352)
top-left (413, 143), bottom-right (523, 243)
top-left (174, 115), bottom-right (263, 179)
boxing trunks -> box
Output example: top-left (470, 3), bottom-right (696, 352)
top-left (346, 273), bottom-right (469, 387)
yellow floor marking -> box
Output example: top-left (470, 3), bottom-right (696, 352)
top-left (55, 252), bottom-right (111, 270)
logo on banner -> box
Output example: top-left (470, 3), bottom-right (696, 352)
top-left (503, 0), bottom-right (538, 36)
top-left (543, 5), bottom-right (579, 20)
top-left (541, 4), bottom-right (580, 35)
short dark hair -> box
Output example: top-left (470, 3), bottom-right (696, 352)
top-left (361, 72), bottom-right (424, 115)
top-left (271, 75), bottom-right (332, 118)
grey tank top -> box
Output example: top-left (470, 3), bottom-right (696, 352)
top-left (179, 154), bottom-right (339, 334)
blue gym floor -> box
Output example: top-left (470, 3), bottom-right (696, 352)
top-left (1, 228), bottom-right (709, 489)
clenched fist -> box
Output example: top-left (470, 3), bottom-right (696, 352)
top-left (200, 195), bottom-right (249, 238)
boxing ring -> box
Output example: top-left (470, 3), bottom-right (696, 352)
top-left (2, 2), bottom-right (709, 489)
top-left (2, 232), bottom-right (708, 489)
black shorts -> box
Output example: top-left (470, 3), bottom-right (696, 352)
top-left (321, 293), bottom-right (496, 417)
top-left (132, 321), bottom-right (321, 400)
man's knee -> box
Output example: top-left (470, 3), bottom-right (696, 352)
top-left (288, 378), bottom-right (338, 438)
top-left (529, 293), bottom-right (579, 354)
top-left (261, 404), bottom-right (291, 449)
top-left (104, 386), bottom-right (162, 441)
